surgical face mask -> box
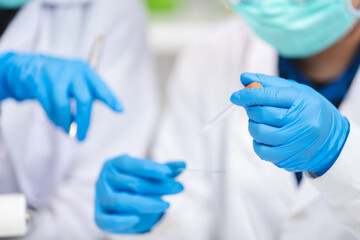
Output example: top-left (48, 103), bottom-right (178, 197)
top-left (229, 0), bottom-right (360, 58)
top-left (0, 0), bottom-right (32, 9)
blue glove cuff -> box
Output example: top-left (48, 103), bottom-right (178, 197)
top-left (314, 117), bottom-right (350, 176)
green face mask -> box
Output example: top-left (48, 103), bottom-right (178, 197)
top-left (231, 0), bottom-right (359, 58)
top-left (0, 0), bottom-right (32, 9)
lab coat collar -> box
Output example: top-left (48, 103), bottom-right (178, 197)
top-left (288, 177), bottom-right (321, 217)
top-left (338, 67), bottom-right (360, 123)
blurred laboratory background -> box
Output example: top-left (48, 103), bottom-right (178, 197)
top-left (145, 0), bottom-right (234, 101)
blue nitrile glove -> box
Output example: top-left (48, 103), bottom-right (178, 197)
top-left (95, 155), bottom-right (185, 234)
top-left (230, 73), bottom-right (350, 176)
top-left (0, 52), bottom-right (123, 141)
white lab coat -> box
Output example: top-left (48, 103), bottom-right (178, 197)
top-left (133, 18), bottom-right (360, 240)
top-left (0, 0), bottom-right (158, 239)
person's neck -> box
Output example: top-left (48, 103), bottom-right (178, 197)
top-left (294, 21), bottom-right (360, 85)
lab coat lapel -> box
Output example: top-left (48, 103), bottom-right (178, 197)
top-left (338, 68), bottom-right (360, 122)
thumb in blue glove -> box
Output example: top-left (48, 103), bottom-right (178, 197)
top-left (230, 72), bottom-right (349, 176)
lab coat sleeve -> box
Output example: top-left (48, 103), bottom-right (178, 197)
top-left (309, 118), bottom-right (360, 237)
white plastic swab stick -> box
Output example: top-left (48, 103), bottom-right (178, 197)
top-left (69, 36), bottom-right (104, 139)
top-left (199, 82), bottom-right (263, 135)
top-left (178, 168), bottom-right (227, 174)
top-left (199, 104), bottom-right (237, 134)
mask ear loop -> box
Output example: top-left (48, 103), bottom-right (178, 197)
top-left (346, 0), bottom-right (360, 17)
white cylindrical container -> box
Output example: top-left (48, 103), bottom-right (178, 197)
top-left (0, 194), bottom-right (27, 237)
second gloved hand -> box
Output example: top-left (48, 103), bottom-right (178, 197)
top-left (230, 73), bottom-right (350, 176)
top-left (0, 52), bottom-right (123, 141)
top-left (95, 155), bottom-right (185, 234)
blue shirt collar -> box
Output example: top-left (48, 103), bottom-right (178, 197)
top-left (278, 48), bottom-right (360, 107)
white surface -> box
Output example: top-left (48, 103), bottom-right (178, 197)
top-left (0, 194), bottom-right (26, 237)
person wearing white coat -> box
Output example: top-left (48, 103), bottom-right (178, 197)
top-left (0, 0), bottom-right (158, 239)
top-left (102, 5), bottom-right (360, 240)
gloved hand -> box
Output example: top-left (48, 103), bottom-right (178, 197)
top-left (95, 155), bottom-right (185, 234)
top-left (230, 73), bottom-right (350, 176)
top-left (0, 52), bottom-right (123, 141)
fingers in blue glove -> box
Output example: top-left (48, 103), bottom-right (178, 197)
top-left (252, 135), bottom-right (321, 171)
top-left (0, 53), bottom-right (124, 142)
top-left (95, 156), bottom-right (184, 234)
top-left (95, 207), bottom-right (140, 234)
top-left (240, 72), bottom-right (295, 88)
top-left (230, 72), bottom-right (300, 108)
top-left (229, 72), bottom-right (350, 175)
top-left (248, 120), bottom-right (296, 146)
top-left (231, 86), bottom-right (298, 108)
top-left (51, 87), bottom-right (71, 132)
top-left (48, 62), bottom-right (78, 133)
top-left (70, 75), bottom-right (94, 141)
top-left (97, 175), bottom-right (170, 214)
top-left (100, 192), bottom-right (170, 214)
top-left (125, 213), bottom-right (164, 234)
top-left (246, 106), bottom-right (288, 128)
top-left (96, 198), bottom-right (162, 235)
top-left (166, 161), bottom-right (186, 178)
top-left (105, 163), bottom-right (184, 195)
top-left (36, 89), bottom-right (54, 128)
top-left (252, 140), bottom-right (294, 166)
top-left (111, 155), bottom-right (173, 180)
top-left (86, 68), bottom-right (123, 113)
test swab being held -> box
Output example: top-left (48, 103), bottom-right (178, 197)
top-left (69, 36), bottom-right (104, 139)
top-left (178, 168), bottom-right (227, 174)
top-left (200, 105), bottom-right (237, 134)
top-left (199, 82), bottom-right (263, 134)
